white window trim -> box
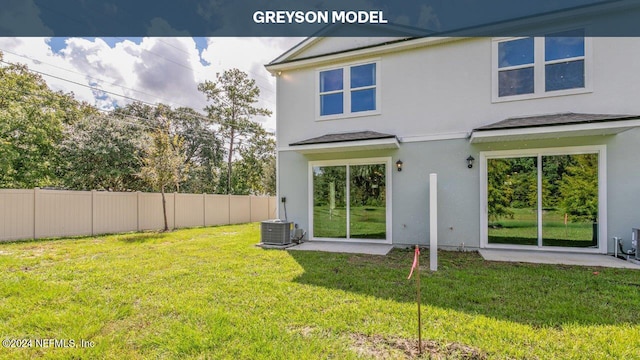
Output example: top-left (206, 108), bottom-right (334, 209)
top-left (479, 145), bottom-right (607, 254)
top-left (307, 157), bottom-right (392, 244)
top-left (315, 59), bottom-right (382, 121)
top-left (491, 31), bottom-right (593, 103)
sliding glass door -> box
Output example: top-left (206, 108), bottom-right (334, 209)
top-left (312, 166), bottom-right (347, 239)
top-left (487, 157), bottom-right (538, 246)
top-left (486, 150), bottom-right (600, 249)
top-left (541, 154), bottom-right (599, 247)
top-left (311, 159), bottom-right (390, 241)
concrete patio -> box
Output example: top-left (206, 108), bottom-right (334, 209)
top-left (479, 249), bottom-right (640, 269)
top-left (287, 241), bottom-right (394, 256)
top-left (283, 242), bottom-right (640, 269)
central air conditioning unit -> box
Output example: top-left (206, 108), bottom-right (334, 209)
top-left (261, 220), bottom-right (292, 245)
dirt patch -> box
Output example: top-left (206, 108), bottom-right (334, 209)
top-left (287, 325), bottom-right (317, 338)
top-left (349, 333), bottom-right (486, 360)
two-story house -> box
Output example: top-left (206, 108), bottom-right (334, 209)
top-left (265, 20), bottom-right (640, 255)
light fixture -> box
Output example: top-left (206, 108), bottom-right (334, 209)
top-left (396, 159), bottom-right (403, 172)
top-left (277, 71), bottom-right (282, 76)
top-left (466, 155), bottom-right (475, 169)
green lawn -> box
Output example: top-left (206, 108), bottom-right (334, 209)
top-left (1, 224), bottom-right (639, 359)
top-left (489, 208), bottom-right (596, 247)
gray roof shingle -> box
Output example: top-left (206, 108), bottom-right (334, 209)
top-left (289, 131), bottom-right (396, 146)
top-left (474, 113), bottom-right (640, 131)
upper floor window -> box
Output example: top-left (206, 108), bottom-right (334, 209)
top-left (494, 29), bottom-right (589, 101)
top-left (318, 62), bottom-right (379, 119)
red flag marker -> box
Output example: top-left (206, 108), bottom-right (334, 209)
top-left (408, 246), bottom-right (420, 279)
top-left (408, 245), bottom-right (422, 354)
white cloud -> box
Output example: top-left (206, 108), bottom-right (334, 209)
top-left (0, 37), bottom-right (302, 131)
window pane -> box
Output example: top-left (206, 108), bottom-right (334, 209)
top-left (313, 166), bottom-right (347, 239)
top-left (545, 60), bottom-right (584, 91)
top-left (351, 89), bottom-right (376, 112)
top-left (320, 93), bottom-right (343, 116)
top-left (542, 154), bottom-right (598, 248)
top-left (320, 68), bottom-right (343, 92)
top-left (545, 29), bottom-right (585, 61)
top-left (487, 157), bottom-right (538, 246)
top-left (350, 63), bottom-right (376, 88)
top-left (498, 37), bottom-right (534, 68)
top-left (498, 67), bottom-right (534, 97)
top-left (350, 164), bottom-right (386, 239)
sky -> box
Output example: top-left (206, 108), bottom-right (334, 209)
top-left (0, 37), bottom-right (303, 132)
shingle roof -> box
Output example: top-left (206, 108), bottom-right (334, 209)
top-left (289, 131), bottom-right (396, 146)
top-left (474, 113), bottom-right (640, 131)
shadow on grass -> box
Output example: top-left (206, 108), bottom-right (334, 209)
top-left (116, 232), bottom-right (169, 243)
top-left (288, 249), bottom-right (640, 327)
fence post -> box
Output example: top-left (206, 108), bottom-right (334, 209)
top-left (33, 187), bottom-right (39, 240)
top-left (249, 195), bottom-right (253, 223)
top-left (228, 194), bottom-right (231, 225)
top-left (202, 193), bottom-right (206, 227)
top-left (173, 192), bottom-right (177, 230)
top-left (91, 190), bottom-right (96, 236)
top-left (136, 191), bottom-right (140, 231)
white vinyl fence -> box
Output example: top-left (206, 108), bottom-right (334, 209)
top-left (0, 188), bottom-right (277, 241)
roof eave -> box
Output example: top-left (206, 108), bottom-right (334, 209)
top-left (287, 137), bottom-right (400, 154)
top-left (470, 119), bottom-right (640, 143)
top-left (265, 36), bottom-right (458, 73)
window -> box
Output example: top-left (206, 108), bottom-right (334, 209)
top-left (544, 29), bottom-right (585, 91)
top-left (494, 29), bottom-right (589, 101)
top-left (318, 62), bottom-right (379, 118)
top-left (481, 146), bottom-right (606, 253)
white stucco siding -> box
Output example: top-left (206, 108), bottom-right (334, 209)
top-left (276, 37), bottom-right (640, 148)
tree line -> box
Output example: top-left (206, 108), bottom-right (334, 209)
top-left (0, 52), bottom-right (275, 197)
top-left (487, 154), bottom-right (598, 222)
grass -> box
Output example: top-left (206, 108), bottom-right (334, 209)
top-left (0, 224), bottom-right (639, 359)
top-left (313, 206), bottom-right (386, 239)
top-left (489, 208), bottom-right (596, 247)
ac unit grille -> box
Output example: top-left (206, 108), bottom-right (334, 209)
top-left (261, 221), bottom-right (292, 245)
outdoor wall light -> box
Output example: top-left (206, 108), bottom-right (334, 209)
top-left (466, 155), bottom-right (475, 169)
top-left (396, 160), bottom-right (403, 172)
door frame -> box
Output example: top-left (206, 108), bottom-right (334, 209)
top-left (308, 157), bottom-right (393, 244)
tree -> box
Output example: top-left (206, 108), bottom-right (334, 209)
top-left (139, 122), bottom-right (186, 231)
top-left (171, 107), bottom-right (224, 193)
top-left (559, 154), bottom-right (599, 222)
top-left (233, 128), bottom-right (276, 195)
top-left (114, 102), bottom-right (224, 193)
top-left (59, 114), bottom-right (146, 191)
top-left (198, 69), bottom-right (272, 194)
top-left (486, 158), bottom-right (514, 221)
top-left (0, 52), bottom-right (92, 188)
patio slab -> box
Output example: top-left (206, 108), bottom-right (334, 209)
top-left (479, 249), bottom-right (640, 269)
top-left (287, 241), bottom-right (393, 255)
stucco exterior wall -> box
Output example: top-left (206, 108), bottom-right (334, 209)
top-left (278, 128), bottom-right (640, 252)
top-left (276, 37), bottom-right (640, 149)
top-left (275, 36), bottom-right (640, 252)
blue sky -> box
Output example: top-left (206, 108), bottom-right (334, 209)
top-left (0, 37), bottom-right (301, 131)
